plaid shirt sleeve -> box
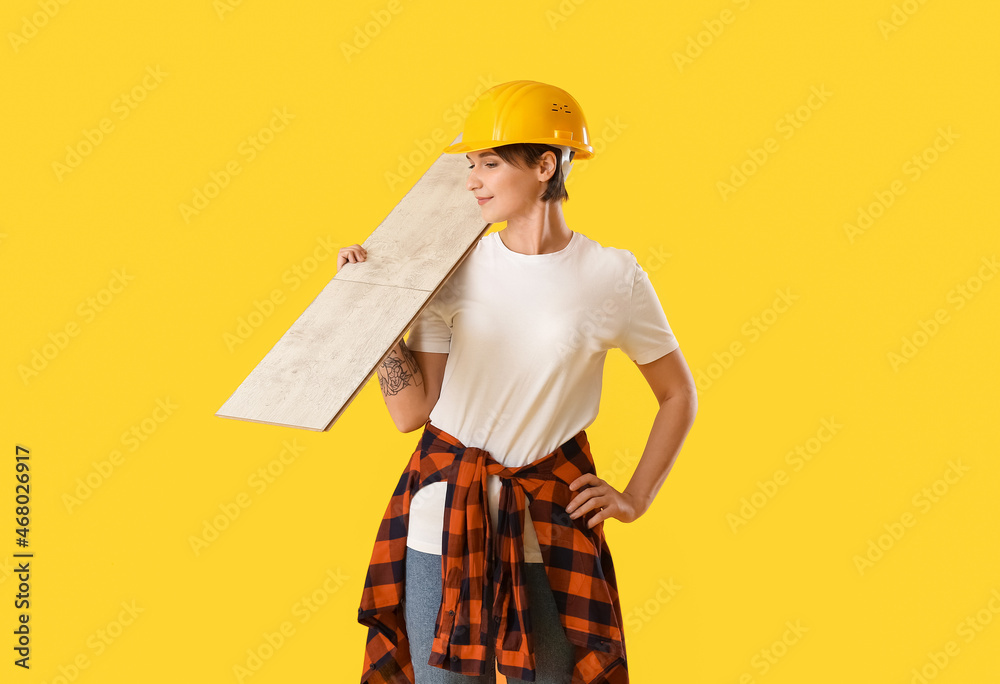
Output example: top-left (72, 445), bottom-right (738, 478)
top-left (358, 420), bottom-right (629, 684)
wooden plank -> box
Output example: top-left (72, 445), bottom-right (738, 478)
top-left (216, 135), bottom-right (489, 431)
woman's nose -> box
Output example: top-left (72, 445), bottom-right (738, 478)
top-left (466, 167), bottom-right (483, 192)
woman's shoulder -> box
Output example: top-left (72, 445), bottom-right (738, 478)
top-left (437, 231), bottom-right (493, 289)
top-left (571, 233), bottom-right (643, 295)
top-left (573, 232), bottom-right (641, 269)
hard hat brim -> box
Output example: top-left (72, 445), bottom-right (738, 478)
top-left (444, 139), bottom-right (594, 160)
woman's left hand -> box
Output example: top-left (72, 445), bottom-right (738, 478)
top-left (565, 473), bottom-right (643, 528)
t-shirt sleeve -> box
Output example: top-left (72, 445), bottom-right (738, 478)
top-left (405, 297), bottom-right (452, 353)
top-left (619, 261), bottom-right (680, 365)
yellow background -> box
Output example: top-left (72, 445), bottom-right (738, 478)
top-left (2, 0), bottom-right (998, 682)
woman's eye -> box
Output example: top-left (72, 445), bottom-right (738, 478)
top-left (467, 163), bottom-right (497, 169)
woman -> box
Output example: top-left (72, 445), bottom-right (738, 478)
top-left (346, 80), bottom-right (697, 684)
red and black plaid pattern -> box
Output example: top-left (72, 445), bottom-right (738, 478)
top-left (358, 419), bottom-right (628, 683)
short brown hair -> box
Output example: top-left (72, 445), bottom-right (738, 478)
top-left (491, 143), bottom-right (575, 203)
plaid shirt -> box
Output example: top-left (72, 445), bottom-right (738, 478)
top-left (358, 419), bottom-right (628, 683)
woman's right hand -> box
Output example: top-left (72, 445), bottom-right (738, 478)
top-left (337, 244), bottom-right (367, 272)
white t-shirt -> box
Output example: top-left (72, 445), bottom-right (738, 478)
top-left (403, 230), bottom-right (680, 562)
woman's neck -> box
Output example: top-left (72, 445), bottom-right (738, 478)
top-left (500, 202), bottom-right (571, 255)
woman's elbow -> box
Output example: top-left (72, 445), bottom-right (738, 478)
top-left (392, 408), bottom-right (430, 434)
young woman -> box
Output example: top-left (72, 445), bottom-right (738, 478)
top-left (347, 80), bottom-right (697, 684)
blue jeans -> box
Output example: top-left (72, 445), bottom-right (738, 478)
top-left (403, 548), bottom-right (575, 683)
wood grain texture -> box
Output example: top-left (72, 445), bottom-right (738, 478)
top-left (216, 140), bottom-right (489, 431)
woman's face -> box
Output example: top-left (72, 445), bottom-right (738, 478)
top-left (465, 149), bottom-right (553, 222)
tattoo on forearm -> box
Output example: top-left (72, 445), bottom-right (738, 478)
top-left (377, 339), bottom-right (424, 397)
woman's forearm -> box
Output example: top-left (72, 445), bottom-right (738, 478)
top-left (376, 338), bottom-right (429, 432)
top-left (623, 391), bottom-right (697, 516)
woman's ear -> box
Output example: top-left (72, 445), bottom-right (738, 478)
top-left (538, 149), bottom-right (559, 182)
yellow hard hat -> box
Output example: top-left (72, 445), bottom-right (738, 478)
top-left (443, 80), bottom-right (594, 161)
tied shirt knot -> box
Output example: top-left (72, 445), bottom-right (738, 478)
top-left (434, 445), bottom-right (559, 676)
